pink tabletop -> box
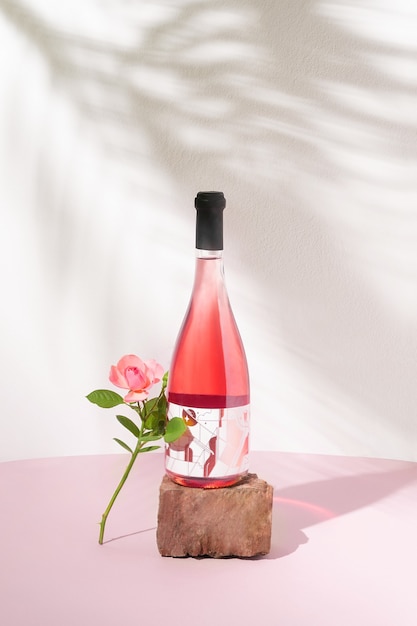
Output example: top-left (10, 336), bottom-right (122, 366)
top-left (1, 451), bottom-right (416, 626)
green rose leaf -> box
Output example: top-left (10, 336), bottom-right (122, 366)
top-left (86, 389), bottom-right (124, 408)
top-left (139, 445), bottom-right (161, 453)
top-left (113, 438), bottom-right (133, 454)
top-left (144, 412), bottom-right (159, 431)
top-left (158, 394), bottom-right (167, 415)
top-left (156, 419), bottom-right (166, 436)
top-left (143, 396), bottom-right (159, 414)
top-left (164, 417), bottom-right (186, 443)
top-left (139, 433), bottom-right (163, 443)
top-left (144, 394), bottom-right (167, 432)
top-left (116, 415), bottom-right (140, 438)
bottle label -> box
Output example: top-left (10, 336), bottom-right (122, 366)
top-left (165, 402), bottom-right (250, 478)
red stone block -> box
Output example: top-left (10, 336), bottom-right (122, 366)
top-left (157, 474), bottom-right (273, 558)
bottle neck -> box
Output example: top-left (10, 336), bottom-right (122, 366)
top-left (196, 249), bottom-right (223, 260)
top-left (192, 249), bottom-right (227, 298)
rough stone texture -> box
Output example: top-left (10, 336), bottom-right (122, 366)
top-left (156, 474), bottom-right (273, 558)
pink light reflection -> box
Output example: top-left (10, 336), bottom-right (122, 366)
top-left (274, 496), bottom-right (336, 521)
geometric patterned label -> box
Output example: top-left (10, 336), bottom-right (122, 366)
top-left (165, 403), bottom-right (250, 478)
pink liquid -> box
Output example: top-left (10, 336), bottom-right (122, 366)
top-left (168, 257), bottom-right (249, 399)
top-left (166, 256), bottom-right (250, 488)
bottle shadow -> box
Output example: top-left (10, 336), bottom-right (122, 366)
top-left (267, 464), bottom-right (417, 559)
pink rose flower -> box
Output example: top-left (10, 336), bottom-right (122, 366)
top-left (109, 354), bottom-right (164, 403)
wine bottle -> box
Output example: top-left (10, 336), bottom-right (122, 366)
top-left (165, 191), bottom-right (250, 488)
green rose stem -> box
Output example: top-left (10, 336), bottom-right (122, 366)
top-left (99, 433), bottom-right (144, 545)
top-left (98, 400), bottom-right (152, 545)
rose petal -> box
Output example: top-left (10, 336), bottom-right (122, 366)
top-left (145, 359), bottom-right (164, 383)
top-left (117, 354), bottom-right (145, 372)
top-left (124, 366), bottom-right (148, 391)
top-left (124, 389), bottom-right (149, 402)
top-left (109, 364), bottom-right (128, 389)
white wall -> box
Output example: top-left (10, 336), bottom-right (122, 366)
top-left (1, 0), bottom-right (416, 462)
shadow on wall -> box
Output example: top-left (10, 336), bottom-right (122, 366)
top-left (1, 0), bottom-right (416, 456)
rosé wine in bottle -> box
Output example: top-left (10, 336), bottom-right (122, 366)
top-left (165, 191), bottom-right (250, 488)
